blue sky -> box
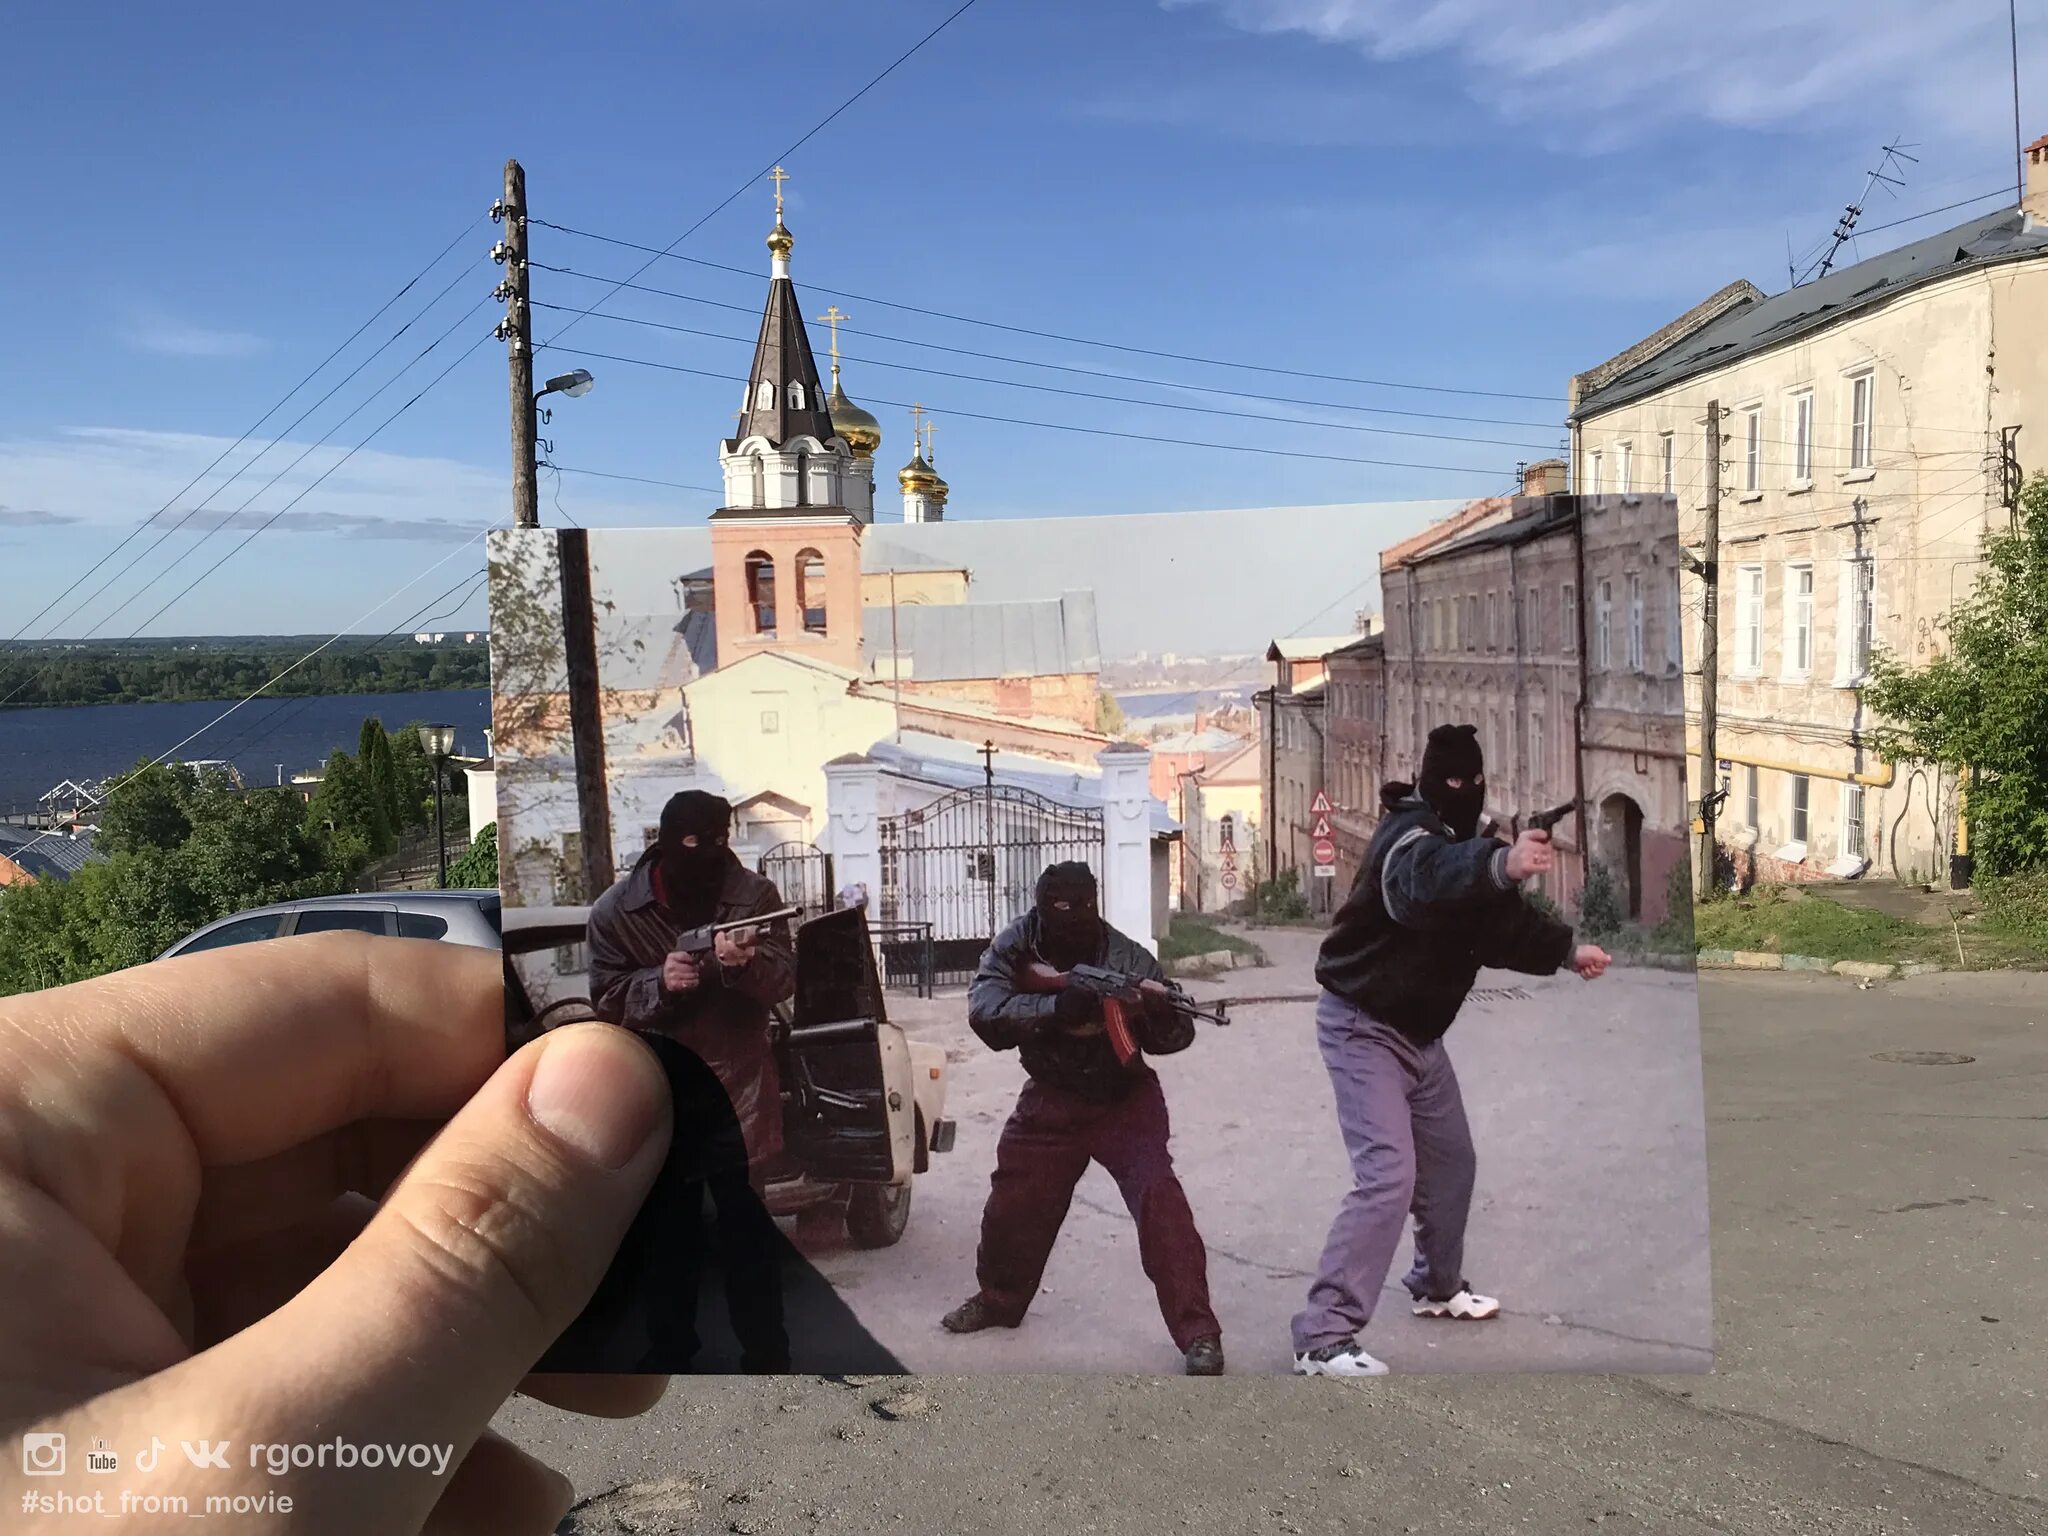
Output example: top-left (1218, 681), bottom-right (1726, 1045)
top-left (3, 0), bottom-right (2040, 637)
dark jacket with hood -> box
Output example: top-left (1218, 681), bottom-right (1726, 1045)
top-left (587, 845), bottom-right (797, 1167)
top-left (1315, 781), bottom-right (1574, 1045)
top-left (968, 911), bottom-right (1192, 1102)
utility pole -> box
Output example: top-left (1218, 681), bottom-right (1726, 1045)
top-left (557, 528), bottom-right (615, 903)
top-left (1693, 401), bottom-right (1723, 901)
top-left (493, 159), bottom-right (539, 529)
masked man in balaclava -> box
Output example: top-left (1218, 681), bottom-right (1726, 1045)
top-left (943, 862), bottom-right (1226, 1375)
top-left (1291, 724), bottom-right (1611, 1378)
top-left (586, 790), bottom-right (798, 1371)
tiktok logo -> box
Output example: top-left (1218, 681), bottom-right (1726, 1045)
top-left (135, 1438), bottom-right (164, 1472)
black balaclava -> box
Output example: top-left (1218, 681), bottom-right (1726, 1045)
top-left (657, 790), bottom-right (735, 920)
top-left (1418, 723), bottom-right (1486, 841)
top-left (1034, 861), bottom-right (1103, 969)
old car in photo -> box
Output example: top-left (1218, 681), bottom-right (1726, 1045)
top-left (502, 901), bottom-right (954, 1249)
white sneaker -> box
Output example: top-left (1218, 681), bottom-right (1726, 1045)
top-left (1412, 1285), bottom-right (1500, 1321)
top-left (1293, 1343), bottom-right (1390, 1378)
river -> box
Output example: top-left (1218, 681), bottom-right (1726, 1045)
top-left (0, 690), bottom-right (491, 810)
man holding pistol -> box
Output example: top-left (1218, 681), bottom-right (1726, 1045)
top-left (586, 789), bottom-right (797, 1370)
top-left (942, 861), bottom-right (1225, 1375)
top-left (1292, 724), bottom-right (1611, 1379)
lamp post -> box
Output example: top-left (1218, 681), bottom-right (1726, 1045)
top-left (418, 723), bottom-right (458, 888)
top-left (530, 369), bottom-right (596, 524)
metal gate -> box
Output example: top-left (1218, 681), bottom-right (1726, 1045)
top-left (758, 839), bottom-right (834, 921)
top-left (878, 785), bottom-right (1104, 985)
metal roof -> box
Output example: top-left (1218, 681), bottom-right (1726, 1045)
top-left (727, 275), bottom-right (837, 450)
top-left (859, 535), bottom-right (968, 575)
top-left (863, 590), bottom-right (1100, 681)
top-left (1266, 635), bottom-right (1358, 662)
top-left (0, 825), bottom-right (99, 879)
top-left (1407, 495), bottom-right (1580, 564)
top-left (1573, 206), bottom-right (2048, 418)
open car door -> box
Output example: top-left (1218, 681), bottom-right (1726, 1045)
top-left (780, 906), bottom-right (912, 1185)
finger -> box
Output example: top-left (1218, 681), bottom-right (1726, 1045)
top-left (519, 1373), bottom-right (670, 1416)
top-left (189, 1120), bottom-right (439, 1253)
top-left (205, 1023), bottom-right (670, 1525)
top-left (425, 1429), bottom-right (575, 1536)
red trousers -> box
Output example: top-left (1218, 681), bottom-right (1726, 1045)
top-left (974, 1068), bottom-right (1220, 1351)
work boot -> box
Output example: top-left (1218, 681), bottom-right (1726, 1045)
top-left (941, 1295), bottom-right (1022, 1334)
top-left (1183, 1336), bottom-right (1224, 1376)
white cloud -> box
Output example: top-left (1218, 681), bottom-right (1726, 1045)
top-left (121, 311), bottom-right (269, 359)
top-left (1166, 0), bottom-right (2041, 150)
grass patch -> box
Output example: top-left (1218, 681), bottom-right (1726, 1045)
top-left (1162, 915), bottom-right (1266, 967)
top-left (1695, 885), bottom-right (2048, 969)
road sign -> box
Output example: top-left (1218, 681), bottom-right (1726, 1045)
top-left (1221, 869), bottom-right (1238, 890)
top-left (1312, 837), bottom-right (1337, 866)
top-left (1313, 863), bottom-right (1336, 880)
top-left (1310, 790), bottom-right (1332, 817)
top-left (1311, 814), bottom-right (1333, 840)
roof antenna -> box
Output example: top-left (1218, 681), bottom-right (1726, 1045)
top-left (1796, 138), bottom-right (1917, 286)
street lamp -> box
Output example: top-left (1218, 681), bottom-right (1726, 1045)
top-left (539, 368), bottom-right (595, 401)
top-left (418, 723), bottom-right (458, 888)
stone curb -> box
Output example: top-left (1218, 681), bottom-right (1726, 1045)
top-left (1693, 950), bottom-right (1934, 981)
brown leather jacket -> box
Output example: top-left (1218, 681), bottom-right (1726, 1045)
top-left (586, 847), bottom-right (797, 1167)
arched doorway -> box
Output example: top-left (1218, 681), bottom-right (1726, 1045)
top-left (1598, 792), bottom-right (1645, 919)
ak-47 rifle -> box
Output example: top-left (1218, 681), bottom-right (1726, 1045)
top-left (1016, 961), bottom-right (1231, 1067)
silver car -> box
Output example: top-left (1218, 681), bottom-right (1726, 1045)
top-left (157, 889), bottom-right (503, 957)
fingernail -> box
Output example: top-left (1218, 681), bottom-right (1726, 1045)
top-left (527, 1027), bottom-right (667, 1170)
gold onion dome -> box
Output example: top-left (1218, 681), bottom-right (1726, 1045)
top-left (766, 219), bottom-right (794, 259)
top-left (828, 381), bottom-right (882, 459)
top-left (899, 451), bottom-right (942, 495)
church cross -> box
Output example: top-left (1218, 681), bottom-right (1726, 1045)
top-left (769, 166), bottom-right (789, 218)
top-left (816, 305), bottom-right (848, 379)
top-left (922, 416), bottom-right (938, 464)
top-left (909, 402), bottom-right (926, 454)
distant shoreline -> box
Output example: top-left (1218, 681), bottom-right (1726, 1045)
top-left (0, 639), bottom-right (489, 711)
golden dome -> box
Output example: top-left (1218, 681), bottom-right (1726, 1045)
top-left (766, 219), bottom-right (793, 260)
top-left (828, 381), bottom-right (882, 459)
top-left (899, 452), bottom-right (941, 495)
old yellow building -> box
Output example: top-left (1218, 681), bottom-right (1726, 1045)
top-left (1570, 145), bottom-right (2048, 888)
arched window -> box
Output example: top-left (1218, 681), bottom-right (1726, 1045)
top-left (794, 451), bottom-right (810, 506)
top-left (744, 551), bottom-right (776, 636)
top-left (755, 380), bottom-right (773, 411)
top-left (797, 548), bottom-right (827, 635)
top-left (788, 381), bottom-right (806, 410)
top-left (748, 453), bottom-right (765, 508)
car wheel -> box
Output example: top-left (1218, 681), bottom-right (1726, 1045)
top-left (845, 1181), bottom-right (911, 1249)
top-left (794, 1196), bottom-right (847, 1244)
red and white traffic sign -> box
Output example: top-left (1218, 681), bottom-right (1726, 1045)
top-left (1312, 837), bottom-right (1337, 866)
top-left (1221, 869), bottom-right (1238, 889)
top-left (1310, 790), bottom-right (1333, 816)
top-left (1311, 814), bottom-right (1333, 840)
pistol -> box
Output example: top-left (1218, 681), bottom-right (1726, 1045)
top-left (1521, 802), bottom-right (1576, 835)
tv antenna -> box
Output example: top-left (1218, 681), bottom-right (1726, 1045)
top-left (1795, 139), bottom-right (1917, 286)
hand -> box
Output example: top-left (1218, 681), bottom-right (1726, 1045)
top-left (1504, 829), bottom-right (1554, 882)
top-left (713, 927), bottom-right (759, 969)
top-left (1052, 986), bottom-right (1100, 1031)
top-left (662, 949), bottom-right (703, 993)
top-left (1573, 943), bottom-right (1612, 979)
top-left (0, 934), bottom-right (675, 1534)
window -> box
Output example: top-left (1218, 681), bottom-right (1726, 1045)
top-left (293, 909), bottom-right (391, 936)
top-left (1849, 370), bottom-right (1874, 469)
top-left (175, 913), bottom-right (286, 953)
top-left (755, 380), bottom-right (773, 411)
top-left (1596, 580), bottom-right (1613, 669)
top-left (1743, 405), bottom-right (1762, 492)
top-left (1735, 565), bottom-right (1764, 674)
top-left (1659, 433), bottom-right (1676, 494)
top-left (748, 453), bottom-right (765, 508)
top-left (1745, 764), bottom-right (1760, 829)
top-left (1666, 569), bottom-right (1683, 671)
top-left (1842, 784), bottom-right (1866, 858)
top-left (1562, 583), bottom-right (1578, 656)
top-left (1465, 595), bottom-right (1479, 651)
top-left (1841, 557), bottom-right (1875, 681)
top-left (1486, 591), bottom-right (1498, 650)
top-left (788, 381), bottom-right (807, 410)
top-left (1790, 774), bottom-right (1810, 844)
top-left (1626, 573), bottom-right (1644, 671)
top-left (397, 912), bottom-right (449, 940)
top-left (1530, 713), bottom-right (1545, 793)
top-left (1791, 390), bottom-right (1814, 482)
top-left (744, 550), bottom-right (777, 636)
top-left (1616, 441), bottom-right (1633, 494)
top-left (1524, 588), bottom-right (1541, 654)
top-left (761, 710), bottom-right (781, 734)
top-left (797, 547), bottom-right (828, 634)
top-left (794, 450), bottom-right (810, 506)
top-left (1786, 563), bottom-right (1814, 676)
top-left (1586, 450), bottom-right (1603, 494)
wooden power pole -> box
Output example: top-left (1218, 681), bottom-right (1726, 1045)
top-left (1695, 400), bottom-right (1722, 901)
top-left (497, 159), bottom-right (539, 529)
top-left (557, 528), bottom-right (615, 902)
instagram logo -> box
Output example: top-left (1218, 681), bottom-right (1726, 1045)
top-left (21, 1432), bottom-right (65, 1477)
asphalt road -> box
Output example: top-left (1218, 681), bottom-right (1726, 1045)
top-left (500, 962), bottom-right (2048, 1535)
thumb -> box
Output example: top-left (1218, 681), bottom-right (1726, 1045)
top-left (213, 1024), bottom-right (672, 1516)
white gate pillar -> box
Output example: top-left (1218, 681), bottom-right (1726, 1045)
top-left (823, 754), bottom-right (885, 908)
top-left (1097, 743), bottom-right (1157, 956)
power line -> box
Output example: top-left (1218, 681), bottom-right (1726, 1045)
top-left (529, 299), bottom-right (1563, 452)
top-left (6, 216), bottom-right (483, 645)
top-left (530, 215), bottom-right (1563, 404)
top-left (29, 258), bottom-right (488, 648)
top-left (535, 0), bottom-right (988, 354)
top-left (550, 464), bottom-right (723, 495)
top-left (542, 344), bottom-right (1518, 479)
top-left (529, 259), bottom-right (1564, 432)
